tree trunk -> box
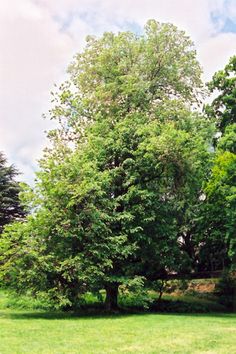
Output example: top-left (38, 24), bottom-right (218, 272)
top-left (233, 278), bottom-right (236, 313)
top-left (157, 279), bottom-right (165, 303)
top-left (105, 283), bottom-right (119, 311)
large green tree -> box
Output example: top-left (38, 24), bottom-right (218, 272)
top-left (0, 20), bottom-right (212, 310)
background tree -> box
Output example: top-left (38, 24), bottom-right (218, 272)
top-left (206, 55), bottom-right (236, 134)
top-left (204, 124), bottom-right (236, 269)
top-left (0, 20), bottom-right (212, 310)
top-left (201, 56), bottom-right (236, 272)
top-left (0, 152), bottom-right (25, 234)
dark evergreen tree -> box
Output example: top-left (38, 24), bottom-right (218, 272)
top-left (0, 152), bottom-right (25, 233)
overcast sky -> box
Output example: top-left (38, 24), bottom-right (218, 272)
top-left (1, 0), bottom-right (236, 184)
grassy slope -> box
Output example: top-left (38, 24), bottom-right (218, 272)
top-left (0, 291), bottom-right (236, 354)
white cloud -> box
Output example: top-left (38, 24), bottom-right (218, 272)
top-left (0, 0), bottom-right (74, 182)
top-left (198, 32), bottom-right (236, 81)
top-left (0, 0), bottom-right (235, 183)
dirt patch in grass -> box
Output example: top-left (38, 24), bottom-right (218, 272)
top-left (188, 281), bottom-right (216, 293)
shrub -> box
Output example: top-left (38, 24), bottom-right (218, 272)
top-left (214, 270), bottom-right (236, 310)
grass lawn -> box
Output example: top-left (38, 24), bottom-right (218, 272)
top-left (0, 290), bottom-right (236, 353)
top-left (0, 308), bottom-right (236, 353)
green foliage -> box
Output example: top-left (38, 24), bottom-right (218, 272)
top-left (206, 56), bottom-right (236, 133)
top-left (218, 124), bottom-right (236, 153)
top-left (204, 125), bottom-right (236, 268)
top-left (0, 290), bottom-right (52, 311)
top-left (119, 289), bottom-right (154, 310)
top-left (201, 56), bottom-right (236, 272)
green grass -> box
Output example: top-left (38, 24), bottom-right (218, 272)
top-left (0, 292), bottom-right (236, 353)
top-left (0, 309), bottom-right (236, 353)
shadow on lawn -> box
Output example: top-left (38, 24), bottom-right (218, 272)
top-left (1, 308), bottom-right (140, 320)
top-left (2, 309), bottom-right (236, 321)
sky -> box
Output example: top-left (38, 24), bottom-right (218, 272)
top-left (1, 0), bottom-right (236, 184)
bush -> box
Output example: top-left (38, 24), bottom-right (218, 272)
top-left (119, 289), bottom-right (154, 310)
top-left (150, 297), bottom-right (226, 313)
top-left (214, 270), bottom-right (236, 310)
top-left (0, 290), bottom-right (52, 311)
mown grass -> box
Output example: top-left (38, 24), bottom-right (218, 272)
top-left (0, 291), bottom-right (236, 353)
top-left (1, 308), bottom-right (236, 353)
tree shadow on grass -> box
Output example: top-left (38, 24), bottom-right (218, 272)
top-left (1, 307), bottom-right (141, 321)
top-left (2, 309), bottom-right (236, 321)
